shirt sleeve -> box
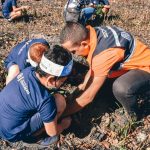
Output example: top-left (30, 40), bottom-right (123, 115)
top-left (38, 96), bottom-right (57, 123)
top-left (4, 53), bottom-right (17, 69)
top-left (91, 48), bottom-right (124, 77)
top-left (4, 40), bottom-right (27, 69)
top-left (4, 47), bottom-right (18, 69)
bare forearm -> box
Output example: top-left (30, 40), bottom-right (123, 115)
top-left (13, 6), bottom-right (29, 12)
top-left (13, 7), bottom-right (22, 12)
top-left (63, 76), bottom-right (107, 117)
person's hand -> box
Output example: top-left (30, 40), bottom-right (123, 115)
top-left (102, 5), bottom-right (110, 14)
top-left (61, 117), bottom-right (72, 129)
top-left (22, 6), bottom-right (30, 10)
top-left (26, 6), bottom-right (30, 10)
top-left (78, 83), bottom-right (85, 91)
top-left (66, 87), bottom-right (82, 102)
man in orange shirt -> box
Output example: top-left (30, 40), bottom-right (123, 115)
top-left (60, 22), bottom-right (150, 120)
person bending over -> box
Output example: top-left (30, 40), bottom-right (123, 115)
top-left (60, 22), bottom-right (150, 121)
top-left (64, 0), bottom-right (110, 25)
top-left (4, 38), bottom-right (49, 84)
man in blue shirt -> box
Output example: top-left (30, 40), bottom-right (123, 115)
top-left (4, 38), bottom-right (49, 84)
top-left (0, 45), bottom-right (73, 147)
top-left (2, 0), bottom-right (30, 21)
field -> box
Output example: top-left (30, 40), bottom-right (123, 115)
top-left (0, 0), bottom-right (150, 149)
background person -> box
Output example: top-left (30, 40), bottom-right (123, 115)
top-left (64, 0), bottom-right (110, 25)
top-left (2, 0), bottom-right (30, 21)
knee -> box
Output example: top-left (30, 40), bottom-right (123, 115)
top-left (112, 79), bottom-right (128, 99)
top-left (54, 93), bottom-right (66, 114)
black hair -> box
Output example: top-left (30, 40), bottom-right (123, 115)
top-left (36, 45), bottom-right (72, 78)
top-left (60, 22), bottom-right (89, 45)
top-left (1, 0), bottom-right (5, 4)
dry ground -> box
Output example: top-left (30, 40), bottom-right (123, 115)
top-left (0, 0), bottom-right (150, 149)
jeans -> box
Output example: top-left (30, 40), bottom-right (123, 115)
top-left (80, 7), bottom-right (95, 25)
top-left (112, 70), bottom-right (150, 116)
top-left (19, 113), bottom-right (59, 146)
top-left (17, 113), bottom-right (44, 143)
top-left (2, 12), bottom-right (10, 19)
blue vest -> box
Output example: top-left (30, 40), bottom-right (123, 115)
top-left (93, 26), bottom-right (136, 71)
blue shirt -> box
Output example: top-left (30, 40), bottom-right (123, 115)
top-left (4, 38), bottom-right (49, 71)
top-left (0, 67), bottom-right (57, 141)
top-left (2, 0), bottom-right (17, 14)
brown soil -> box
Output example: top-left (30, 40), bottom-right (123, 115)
top-left (0, 0), bottom-right (150, 149)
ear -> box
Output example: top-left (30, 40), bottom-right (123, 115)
top-left (46, 76), bottom-right (56, 88)
top-left (81, 41), bottom-right (89, 48)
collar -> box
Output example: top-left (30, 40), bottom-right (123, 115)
top-left (86, 25), bottom-right (97, 66)
top-left (80, 26), bottom-right (97, 91)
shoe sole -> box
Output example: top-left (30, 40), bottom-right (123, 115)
top-left (22, 142), bottom-right (57, 148)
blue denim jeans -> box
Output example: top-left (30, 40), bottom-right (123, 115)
top-left (11, 113), bottom-right (58, 145)
top-left (2, 12), bottom-right (11, 19)
top-left (80, 7), bottom-right (95, 25)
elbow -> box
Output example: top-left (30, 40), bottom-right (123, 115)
top-left (46, 130), bottom-right (57, 137)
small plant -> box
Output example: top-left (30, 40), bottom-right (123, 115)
top-left (95, 4), bottom-right (104, 15)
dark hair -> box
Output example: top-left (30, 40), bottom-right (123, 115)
top-left (60, 22), bottom-right (89, 45)
top-left (1, 0), bottom-right (5, 4)
top-left (36, 45), bottom-right (72, 78)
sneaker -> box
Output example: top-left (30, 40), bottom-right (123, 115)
top-left (37, 135), bottom-right (59, 146)
top-left (22, 135), bottom-right (59, 148)
top-left (7, 18), bottom-right (12, 22)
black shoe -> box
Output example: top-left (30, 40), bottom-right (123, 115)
top-left (22, 135), bottom-right (59, 148)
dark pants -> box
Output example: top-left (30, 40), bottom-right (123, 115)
top-left (14, 113), bottom-right (58, 146)
top-left (21, 113), bottom-right (45, 143)
top-left (112, 70), bottom-right (150, 117)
